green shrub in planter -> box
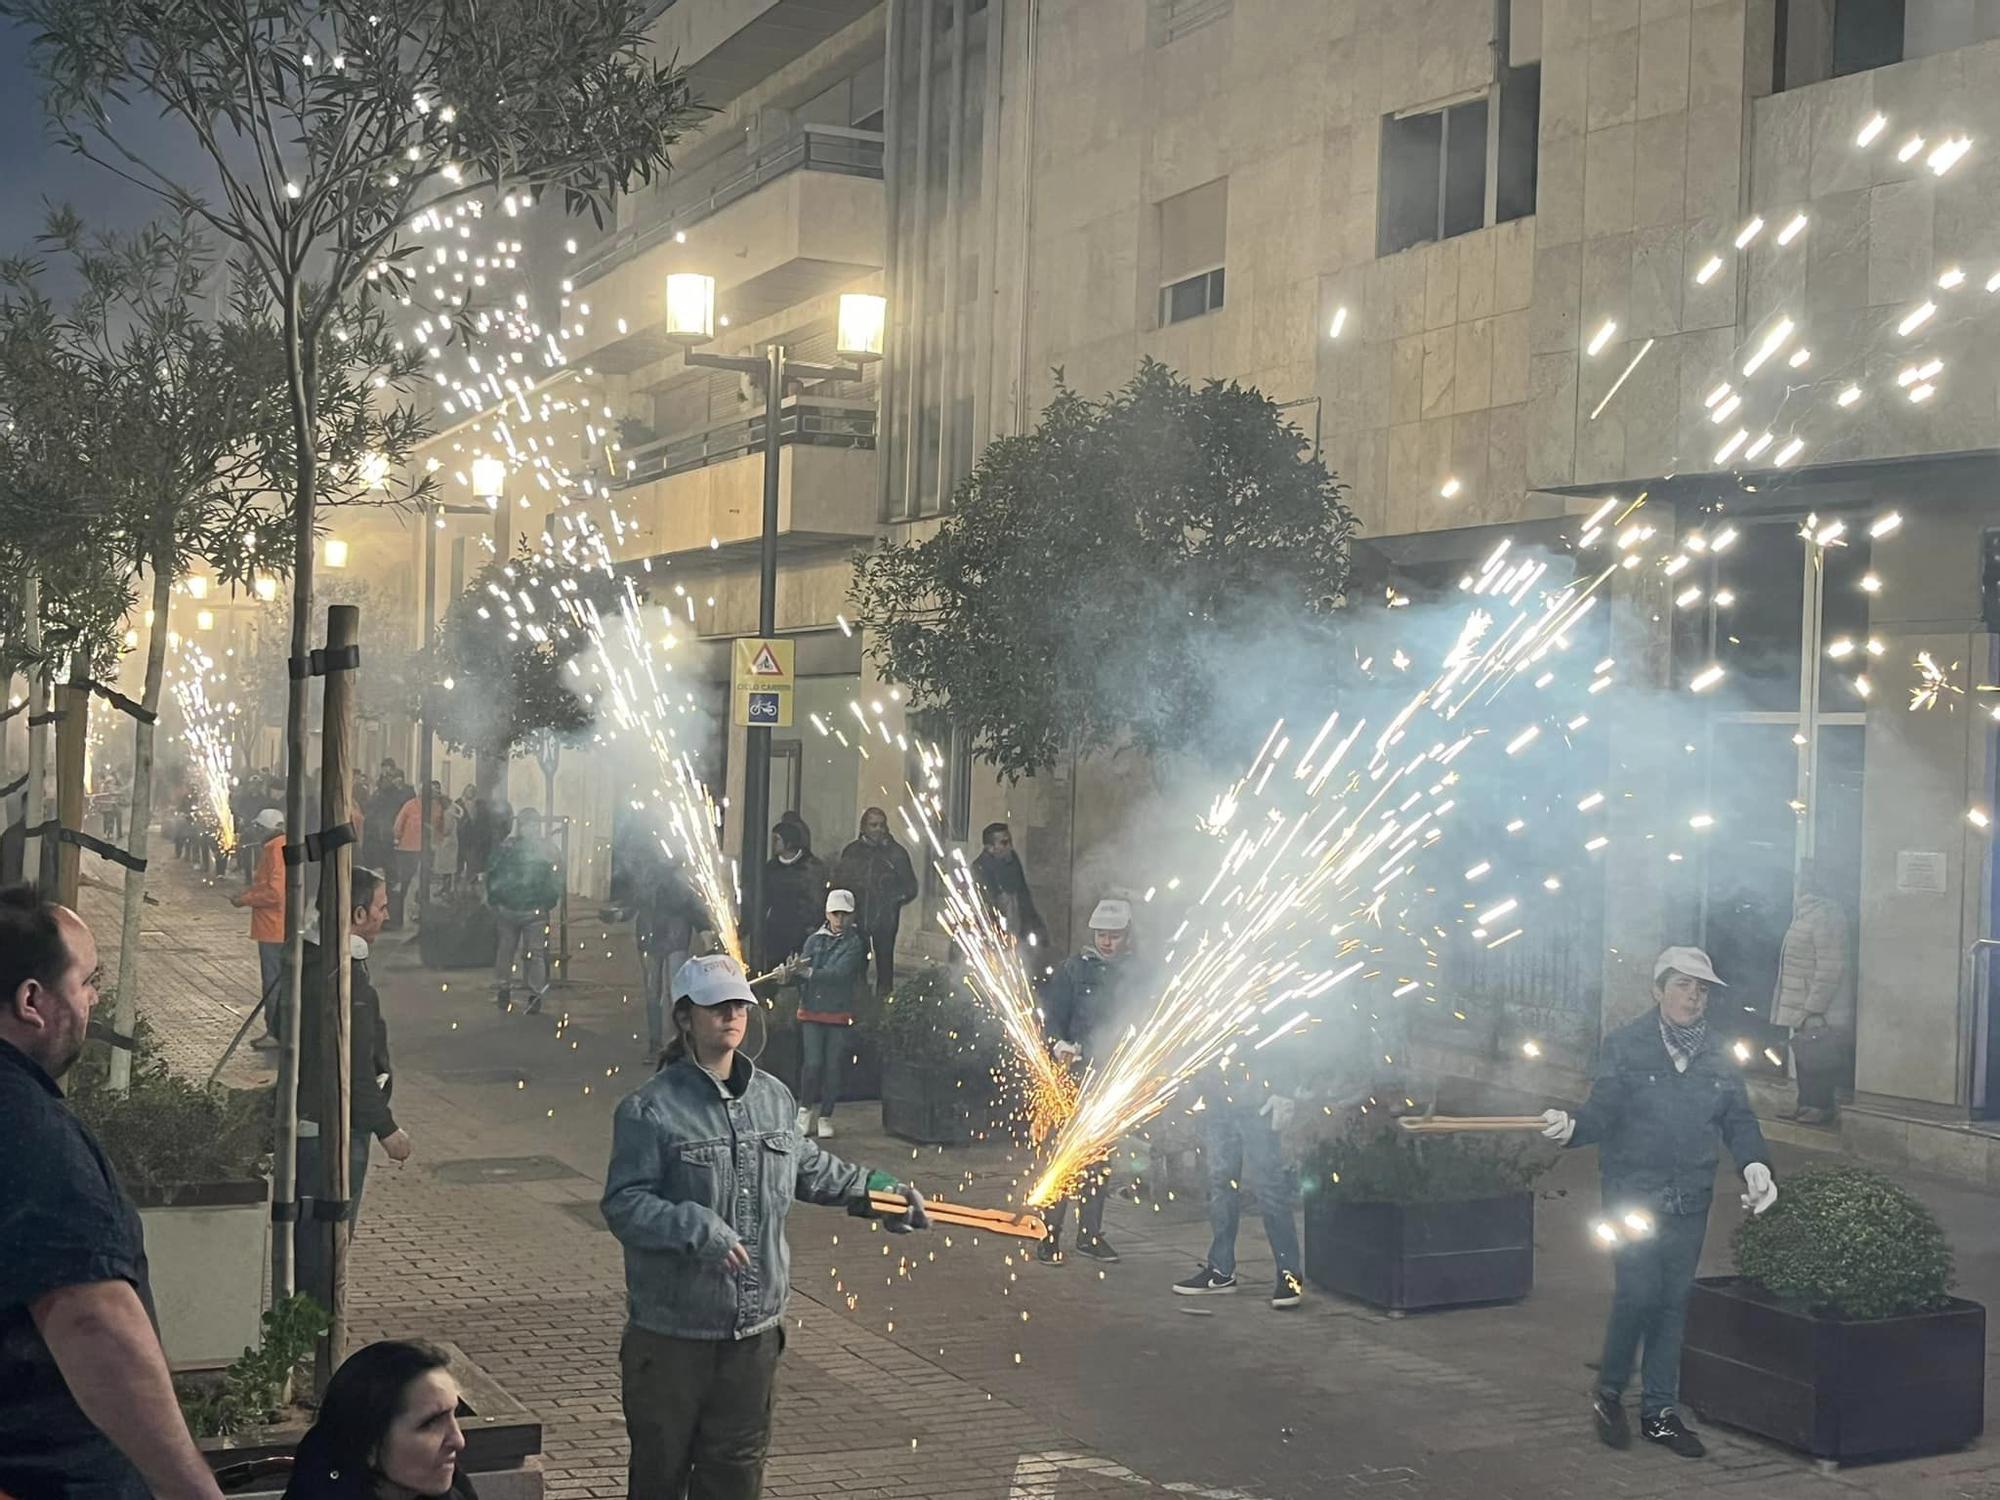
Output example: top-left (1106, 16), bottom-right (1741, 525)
top-left (1306, 1118), bottom-right (1554, 1203)
top-left (68, 1019), bottom-right (272, 1196)
top-left (1733, 1164), bottom-right (1954, 1320)
top-left (176, 1295), bottom-right (328, 1438)
top-left (876, 966), bottom-right (996, 1070)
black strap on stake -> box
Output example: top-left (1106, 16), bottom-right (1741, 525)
top-left (76, 677), bottom-right (157, 725)
top-left (271, 1200), bottom-right (299, 1224)
top-left (287, 643), bottom-right (362, 680)
top-left (0, 773), bottom-right (26, 800)
top-left (27, 711), bottom-right (60, 728)
top-left (0, 699), bottom-right (26, 724)
top-left (310, 1198), bottom-right (351, 1221)
top-left (285, 822), bottom-right (358, 865)
top-left (58, 824), bottom-right (148, 872)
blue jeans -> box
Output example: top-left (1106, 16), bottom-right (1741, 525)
top-left (294, 1130), bottom-right (375, 1312)
top-left (257, 941), bottom-right (287, 1042)
top-left (1202, 1097), bottom-right (1301, 1280)
top-left (1599, 1207), bottom-right (1709, 1418)
top-left (797, 1020), bottom-right (849, 1113)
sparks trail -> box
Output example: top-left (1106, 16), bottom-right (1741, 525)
top-left (900, 777), bottom-right (1076, 1148)
top-left (172, 638), bottom-right (239, 855)
top-left (1025, 534), bottom-right (1630, 1208)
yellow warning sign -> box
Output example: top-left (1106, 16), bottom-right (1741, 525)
top-left (731, 637), bottom-right (795, 728)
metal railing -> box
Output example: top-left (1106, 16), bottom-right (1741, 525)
top-left (611, 397), bottom-right (877, 489)
top-left (572, 124), bottom-right (885, 286)
top-left (1435, 900), bottom-right (1606, 1063)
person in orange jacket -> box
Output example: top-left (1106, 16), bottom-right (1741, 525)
top-left (232, 808), bottom-right (288, 1049)
top-left (391, 788), bottom-right (424, 929)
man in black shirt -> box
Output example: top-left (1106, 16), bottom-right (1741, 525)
top-left (0, 885), bottom-right (223, 1500)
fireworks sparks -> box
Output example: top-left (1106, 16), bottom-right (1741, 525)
top-left (171, 640), bottom-right (238, 854)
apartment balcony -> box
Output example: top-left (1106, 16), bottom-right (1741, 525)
top-left (608, 395), bottom-right (878, 564)
top-left (648, 0), bottom-right (882, 104)
top-left (569, 123), bottom-right (884, 375)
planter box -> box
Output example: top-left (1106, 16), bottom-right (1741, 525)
top-left (1681, 1276), bottom-right (1985, 1463)
top-left (419, 901), bottom-right (497, 969)
top-left (881, 1056), bottom-right (976, 1145)
top-left (134, 1178), bottom-right (269, 1370)
top-left (208, 1341), bottom-right (543, 1497)
top-left (1303, 1190), bottom-right (1534, 1311)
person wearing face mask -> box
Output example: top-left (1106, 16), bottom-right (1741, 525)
top-left (603, 954), bottom-right (929, 1499)
top-left (0, 885), bottom-right (225, 1500)
top-left (785, 889), bottom-right (870, 1139)
top-left (1539, 946), bottom-right (1778, 1461)
top-left (282, 1340), bottom-right (475, 1499)
top-left (1036, 897), bottom-right (1146, 1266)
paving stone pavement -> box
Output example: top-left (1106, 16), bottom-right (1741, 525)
top-left (80, 854), bottom-right (2000, 1499)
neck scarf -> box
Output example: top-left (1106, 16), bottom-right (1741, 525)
top-left (1659, 1011), bottom-right (1707, 1064)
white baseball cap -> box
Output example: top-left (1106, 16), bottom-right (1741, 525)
top-left (1654, 945), bottom-right (1727, 987)
top-left (672, 954), bottom-right (757, 1007)
top-left (1088, 898), bottom-right (1132, 932)
top-left (254, 808), bottom-right (285, 832)
top-left (826, 888), bottom-right (856, 915)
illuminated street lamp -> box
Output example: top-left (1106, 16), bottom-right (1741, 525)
top-left (665, 274), bottom-right (880, 943)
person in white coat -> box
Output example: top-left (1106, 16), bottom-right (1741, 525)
top-left (1770, 861), bottom-right (1854, 1124)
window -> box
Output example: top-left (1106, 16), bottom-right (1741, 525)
top-left (1774, 0), bottom-right (1905, 90)
top-left (1378, 65), bottom-right (1539, 257)
top-left (1149, 0), bottom-right (1231, 47)
top-left (1157, 178), bottom-right (1227, 327)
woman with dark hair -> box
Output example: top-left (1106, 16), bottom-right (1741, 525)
top-left (282, 1341), bottom-right (474, 1500)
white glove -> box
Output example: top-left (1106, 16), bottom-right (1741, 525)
top-left (1540, 1108), bottom-right (1576, 1143)
top-left (1741, 1162), bottom-right (1777, 1215)
top-left (1052, 1040), bottom-right (1082, 1063)
top-left (1259, 1095), bottom-right (1297, 1133)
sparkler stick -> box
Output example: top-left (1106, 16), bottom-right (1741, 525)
top-left (1394, 1115), bottom-right (1550, 1134)
top-left (864, 1191), bottom-right (1048, 1241)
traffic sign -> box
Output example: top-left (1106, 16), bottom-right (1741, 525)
top-left (731, 637), bottom-right (795, 728)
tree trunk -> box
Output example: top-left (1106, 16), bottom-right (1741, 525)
top-left (109, 556), bottom-right (175, 1094)
top-left (22, 572), bottom-right (47, 884)
top-left (53, 665), bottom-right (87, 906)
top-left (273, 286), bottom-right (319, 1304)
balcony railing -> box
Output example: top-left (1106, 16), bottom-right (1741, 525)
top-left (611, 396), bottom-right (876, 490)
top-left (573, 124), bottom-right (885, 286)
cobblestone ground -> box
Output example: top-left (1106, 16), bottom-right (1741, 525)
top-left (83, 853), bottom-right (2000, 1500)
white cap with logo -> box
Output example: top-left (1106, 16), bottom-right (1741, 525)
top-left (1088, 898), bottom-right (1132, 932)
top-left (672, 954), bottom-right (758, 1007)
top-left (1653, 945), bottom-right (1727, 987)
top-left (826, 888), bottom-right (856, 915)
top-left (254, 808), bottom-right (285, 832)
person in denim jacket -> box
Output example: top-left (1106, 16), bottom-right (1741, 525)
top-left (602, 954), bottom-right (928, 1499)
top-left (1539, 946), bottom-right (1779, 1461)
top-left (786, 889), bottom-right (870, 1140)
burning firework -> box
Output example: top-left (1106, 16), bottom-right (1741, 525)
top-left (172, 640), bottom-right (238, 854)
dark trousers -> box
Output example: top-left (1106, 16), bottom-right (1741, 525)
top-left (1599, 1207), bottom-right (1708, 1419)
top-left (257, 941), bottom-right (288, 1042)
top-left (865, 913), bottom-right (900, 996)
top-left (621, 1324), bottom-right (784, 1500)
top-left (1044, 1175), bottom-right (1107, 1247)
top-left (1793, 1024), bottom-right (1851, 1111)
top-left (797, 1020), bottom-right (849, 1114)
top-left (293, 1131), bottom-right (374, 1314)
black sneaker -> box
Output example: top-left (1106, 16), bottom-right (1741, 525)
top-left (250, 1032), bottom-right (279, 1051)
top-left (1272, 1272), bottom-right (1303, 1310)
top-left (1641, 1408), bottom-right (1705, 1458)
top-left (1172, 1266), bottom-right (1239, 1296)
top-left (1593, 1394), bottom-right (1630, 1449)
top-left (495, 989), bottom-right (512, 1011)
top-left (1074, 1236), bottom-right (1119, 1264)
top-left (1035, 1239), bottom-right (1063, 1265)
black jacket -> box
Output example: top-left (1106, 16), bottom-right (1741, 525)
top-left (1042, 949), bottom-right (1150, 1063)
top-left (296, 941), bottom-right (398, 1140)
top-left (759, 852), bottom-right (828, 970)
top-left (971, 849), bottom-right (1046, 951)
top-left (1568, 1009), bottom-right (1769, 1217)
top-left (832, 835), bottom-right (918, 932)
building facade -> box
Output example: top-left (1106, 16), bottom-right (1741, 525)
top-left (381, 0), bottom-right (2000, 1135)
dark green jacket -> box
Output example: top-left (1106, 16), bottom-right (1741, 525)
top-left (486, 834), bottom-right (564, 914)
top-left (1568, 1009), bottom-right (1768, 1217)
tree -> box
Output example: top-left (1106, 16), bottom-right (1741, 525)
top-left (0, 209), bottom-right (429, 1090)
top-left (430, 552), bottom-right (606, 791)
top-left (852, 360), bottom-right (1358, 778)
top-left (4, 0), bottom-right (700, 1290)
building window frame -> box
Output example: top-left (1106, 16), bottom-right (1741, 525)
top-left (1160, 266), bottom-right (1226, 327)
top-left (1376, 61), bottom-right (1539, 257)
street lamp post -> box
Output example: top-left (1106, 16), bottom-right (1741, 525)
top-left (662, 275), bottom-right (885, 958)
